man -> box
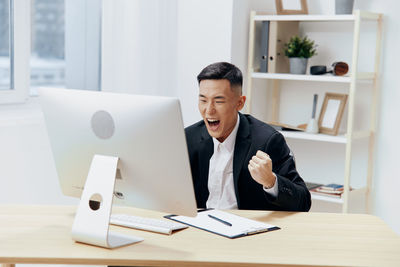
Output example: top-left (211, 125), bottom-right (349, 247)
top-left (185, 62), bottom-right (311, 211)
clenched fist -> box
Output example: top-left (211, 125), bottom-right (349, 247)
top-left (248, 150), bottom-right (276, 188)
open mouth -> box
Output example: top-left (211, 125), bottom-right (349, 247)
top-left (207, 119), bottom-right (220, 130)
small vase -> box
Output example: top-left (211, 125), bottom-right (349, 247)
top-left (306, 118), bottom-right (319, 134)
top-left (335, 0), bottom-right (354, 14)
top-left (289, 57), bottom-right (308, 75)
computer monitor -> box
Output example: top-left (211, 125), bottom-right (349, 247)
top-left (39, 87), bottom-right (197, 248)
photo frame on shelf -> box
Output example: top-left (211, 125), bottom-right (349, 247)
top-left (275, 0), bottom-right (308, 15)
top-left (318, 93), bottom-right (348, 135)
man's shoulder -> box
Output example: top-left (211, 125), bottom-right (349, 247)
top-left (185, 120), bottom-right (205, 132)
top-left (185, 120), bottom-right (207, 139)
top-left (239, 114), bottom-right (284, 146)
top-left (240, 114), bottom-right (289, 156)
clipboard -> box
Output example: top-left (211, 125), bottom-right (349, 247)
top-left (164, 209), bottom-right (280, 239)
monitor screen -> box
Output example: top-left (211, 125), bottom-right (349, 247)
top-left (40, 88), bottom-right (197, 217)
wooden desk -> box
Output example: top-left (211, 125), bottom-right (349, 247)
top-left (0, 205), bottom-right (399, 267)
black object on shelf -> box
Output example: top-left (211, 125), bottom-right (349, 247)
top-left (310, 65), bottom-right (327, 75)
top-left (310, 62), bottom-right (349, 76)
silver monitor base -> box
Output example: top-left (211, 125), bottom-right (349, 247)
top-left (71, 155), bottom-right (143, 248)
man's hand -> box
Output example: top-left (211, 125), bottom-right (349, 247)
top-left (248, 150), bottom-right (276, 188)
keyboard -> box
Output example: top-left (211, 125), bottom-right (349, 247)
top-left (110, 213), bottom-right (188, 235)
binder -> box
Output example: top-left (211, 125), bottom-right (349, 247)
top-left (259, 21), bottom-right (270, 72)
top-left (268, 21), bottom-right (299, 73)
top-left (165, 209), bottom-right (280, 239)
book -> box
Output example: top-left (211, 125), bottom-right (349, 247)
top-left (315, 187), bottom-right (343, 195)
top-left (310, 187), bottom-right (342, 198)
top-left (315, 188), bottom-right (343, 194)
top-left (268, 121), bottom-right (305, 132)
top-left (320, 183), bottom-right (344, 191)
top-left (305, 182), bottom-right (324, 190)
top-left (165, 209), bottom-right (280, 239)
top-left (259, 21), bottom-right (269, 73)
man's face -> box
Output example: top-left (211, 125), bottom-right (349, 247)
top-left (198, 79), bottom-right (246, 143)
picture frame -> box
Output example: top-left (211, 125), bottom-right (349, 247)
top-left (318, 93), bottom-right (348, 135)
top-left (275, 0), bottom-right (309, 15)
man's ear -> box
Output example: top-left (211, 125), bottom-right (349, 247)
top-left (237, 95), bottom-right (246, 110)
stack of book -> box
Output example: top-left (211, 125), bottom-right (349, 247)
top-left (310, 183), bottom-right (344, 198)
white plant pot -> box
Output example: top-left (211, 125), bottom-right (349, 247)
top-left (289, 57), bottom-right (308, 75)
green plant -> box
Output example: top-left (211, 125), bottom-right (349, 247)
top-left (284, 35), bottom-right (317, 58)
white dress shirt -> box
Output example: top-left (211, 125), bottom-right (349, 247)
top-left (206, 114), bottom-right (278, 210)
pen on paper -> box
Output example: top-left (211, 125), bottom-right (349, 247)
top-left (208, 214), bottom-right (232, 226)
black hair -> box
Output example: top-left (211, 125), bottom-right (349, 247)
top-left (197, 62), bottom-right (243, 93)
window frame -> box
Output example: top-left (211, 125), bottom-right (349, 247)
top-left (0, 0), bottom-right (101, 105)
top-left (0, 0), bottom-right (30, 104)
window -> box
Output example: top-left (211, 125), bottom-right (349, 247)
top-left (0, 0), bottom-right (101, 104)
top-left (0, 0), bottom-right (11, 91)
top-left (0, 0), bottom-right (29, 103)
top-left (30, 0), bottom-right (66, 95)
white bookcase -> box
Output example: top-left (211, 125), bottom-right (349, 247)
top-left (245, 10), bottom-right (383, 213)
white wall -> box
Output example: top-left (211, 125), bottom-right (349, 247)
top-left (0, 0), bottom-right (399, 235)
top-left (0, 101), bottom-right (78, 205)
top-left (176, 0), bottom-right (234, 125)
top-left (358, 0), bottom-right (400, 234)
top-left (101, 0), bottom-right (234, 125)
top-left (101, 0), bottom-right (178, 96)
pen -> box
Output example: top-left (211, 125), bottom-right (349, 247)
top-left (208, 214), bottom-right (232, 226)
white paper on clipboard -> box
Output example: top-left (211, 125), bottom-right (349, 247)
top-left (165, 209), bottom-right (280, 238)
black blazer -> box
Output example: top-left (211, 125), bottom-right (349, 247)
top-left (185, 113), bottom-right (311, 211)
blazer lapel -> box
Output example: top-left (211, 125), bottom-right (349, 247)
top-left (198, 125), bottom-right (213, 204)
top-left (233, 113), bottom-right (251, 205)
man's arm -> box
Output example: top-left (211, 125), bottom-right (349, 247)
top-left (249, 132), bottom-right (311, 212)
top-left (248, 150), bottom-right (276, 188)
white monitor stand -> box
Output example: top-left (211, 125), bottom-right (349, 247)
top-left (71, 155), bottom-right (143, 248)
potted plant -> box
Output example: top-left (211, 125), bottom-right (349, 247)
top-left (284, 35), bottom-right (317, 74)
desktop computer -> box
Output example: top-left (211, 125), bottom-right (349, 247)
top-left (39, 87), bottom-right (197, 248)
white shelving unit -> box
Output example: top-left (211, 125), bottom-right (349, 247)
top-left (246, 10), bottom-right (383, 213)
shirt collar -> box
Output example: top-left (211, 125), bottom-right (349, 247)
top-left (212, 114), bottom-right (240, 153)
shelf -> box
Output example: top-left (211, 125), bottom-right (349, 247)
top-left (251, 72), bottom-right (376, 83)
top-left (254, 11), bottom-right (381, 22)
top-left (252, 72), bottom-right (351, 83)
top-left (280, 131), bottom-right (347, 143)
top-left (254, 14), bottom-right (356, 22)
top-left (280, 130), bottom-right (371, 143)
top-left (311, 193), bottom-right (343, 204)
top-left (310, 187), bottom-right (367, 204)
top-left (246, 9), bottom-right (382, 213)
